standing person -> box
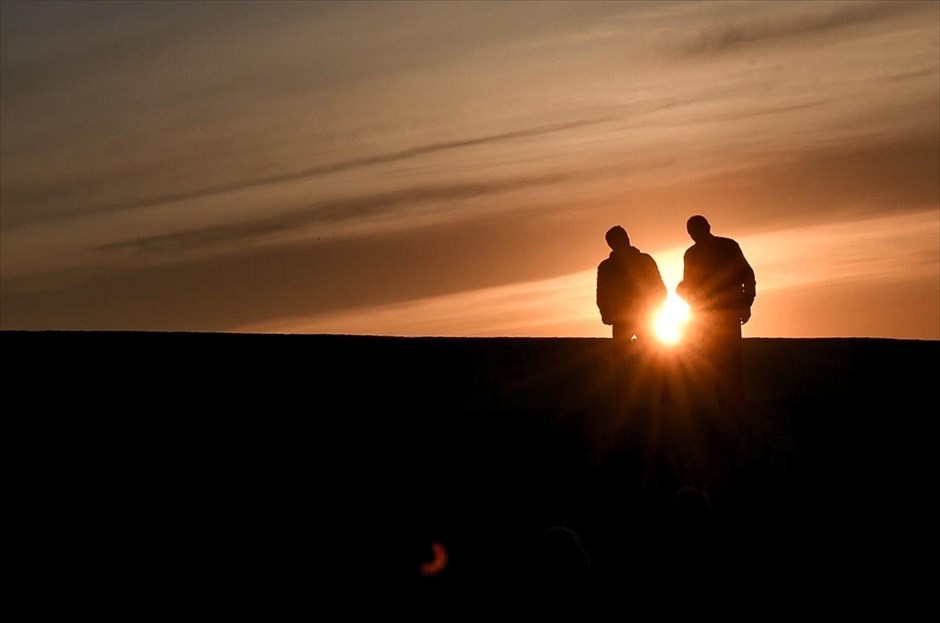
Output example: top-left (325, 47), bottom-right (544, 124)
top-left (597, 225), bottom-right (667, 416)
top-left (597, 225), bottom-right (667, 346)
top-left (677, 215), bottom-right (756, 411)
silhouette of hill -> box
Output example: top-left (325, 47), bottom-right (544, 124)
top-left (7, 331), bottom-right (936, 601)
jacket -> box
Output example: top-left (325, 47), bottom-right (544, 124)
top-left (597, 247), bottom-right (667, 327)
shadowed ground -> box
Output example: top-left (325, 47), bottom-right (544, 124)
top-left (7, 332), bottom-right (936, 602)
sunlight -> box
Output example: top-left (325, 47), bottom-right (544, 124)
top-left (654, 293), bottom-right (691, 345)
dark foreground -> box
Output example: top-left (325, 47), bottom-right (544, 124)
top-left (8, 331), bottom-right (937, 603)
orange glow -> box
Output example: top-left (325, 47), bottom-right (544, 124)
top-left (654, 293), bottom-right (691, 345)
top-left (420, 541), bottom-right (448, 577)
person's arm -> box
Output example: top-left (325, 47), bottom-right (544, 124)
top-left (742, 260), bottom-right (756, 308)
top-left (597, 263), bottom-right (614, 325)
top-left (736, 243), bottom-right (756, 324)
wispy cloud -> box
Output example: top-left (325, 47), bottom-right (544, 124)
top-left (744, 210), bottom-right (940, 291)
top-left (240, 269), bottom-right (602, 338)
top-left (96, 174), bottom-right (568, 254)
top-left (4, 118), bottom-right (604, 228)
top-left (673, 1), bottom-right (927, 57)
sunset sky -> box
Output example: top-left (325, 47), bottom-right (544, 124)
top-left (2, 0), bottom-right (938, 339)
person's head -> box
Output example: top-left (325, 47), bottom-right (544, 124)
top-left (686, 215), bottom-right (711, 243)
top-left (605, 225), bottom-right (631, 251)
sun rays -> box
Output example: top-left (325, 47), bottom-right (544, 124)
top-left (654, 293), bottom-right (692, 345)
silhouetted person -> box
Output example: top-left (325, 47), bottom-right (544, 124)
top-left (677, 215), bottom-right (756, 411)
top-left (597, 225), bottom-right (667, 345)
top-left (597, 226), bottom-right (667, 412)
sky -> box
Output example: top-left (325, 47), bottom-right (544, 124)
top-left (1, 0), bottom-right (938, 339)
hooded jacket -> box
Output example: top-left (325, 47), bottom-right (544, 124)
top-left (596, 247), bottom-right (667, 328)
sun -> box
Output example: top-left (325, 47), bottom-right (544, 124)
top-left (654, 293), bottom-right (691, 345)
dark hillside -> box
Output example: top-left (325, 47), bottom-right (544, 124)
top-left (6, 331), bottom-right (937, 600)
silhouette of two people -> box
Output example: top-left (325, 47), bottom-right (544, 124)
top-left (677, 215), bottom-right (756, 411)
top-left (596, 217), bottom-right (756, 414)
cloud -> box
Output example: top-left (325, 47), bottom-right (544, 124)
top-left (743, 210), bottom-right (940, 291)
top-left (673, 1), bottom-right (928, 57)
top-left (96, 174), bottom-right (568, 254)
top-left (703, 99), bottom-right (829, 123)
top-left (882, 65), bottom-right (940, 83)
top-left (4, 132), bottom-right (935, 289)
top-left (242, 270), bottom-right (602, 338)
top-left (3, 118), bottom-right (605, 228)
top-left (0, 207), bottom-right (593, 332)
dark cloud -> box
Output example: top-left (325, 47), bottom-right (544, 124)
top-left (674, 1), bottom-right (927, 57)
top-left (882, 65), bottom-right (940, 83)
top-left (2, 118), bottom-right (606, 228)
top-left (637, 133), bottom-right (940, 233)
top-left (705, 99), bottom-right (829, 123)
top-left (96, 126), bottom-right (937, 258)
top-left (96, 174), bottom-right (568, 254)
top-left (1, 208), bottom-right (590, 332)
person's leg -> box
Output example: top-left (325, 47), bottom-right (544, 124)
top-left (613, 325), bottom-right (649, 434)
top-left (714, 314), bottom-right (744, 413)
top-left (690, 312), bottom-right (721, 407)
top-left (612, 324), bottom-right (630, 413)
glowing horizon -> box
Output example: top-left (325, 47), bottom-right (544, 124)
top-left (236, 209), bottom-right (938, 340)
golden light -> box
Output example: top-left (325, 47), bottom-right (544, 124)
top-left (654, 293), bottom-right (691, 345)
